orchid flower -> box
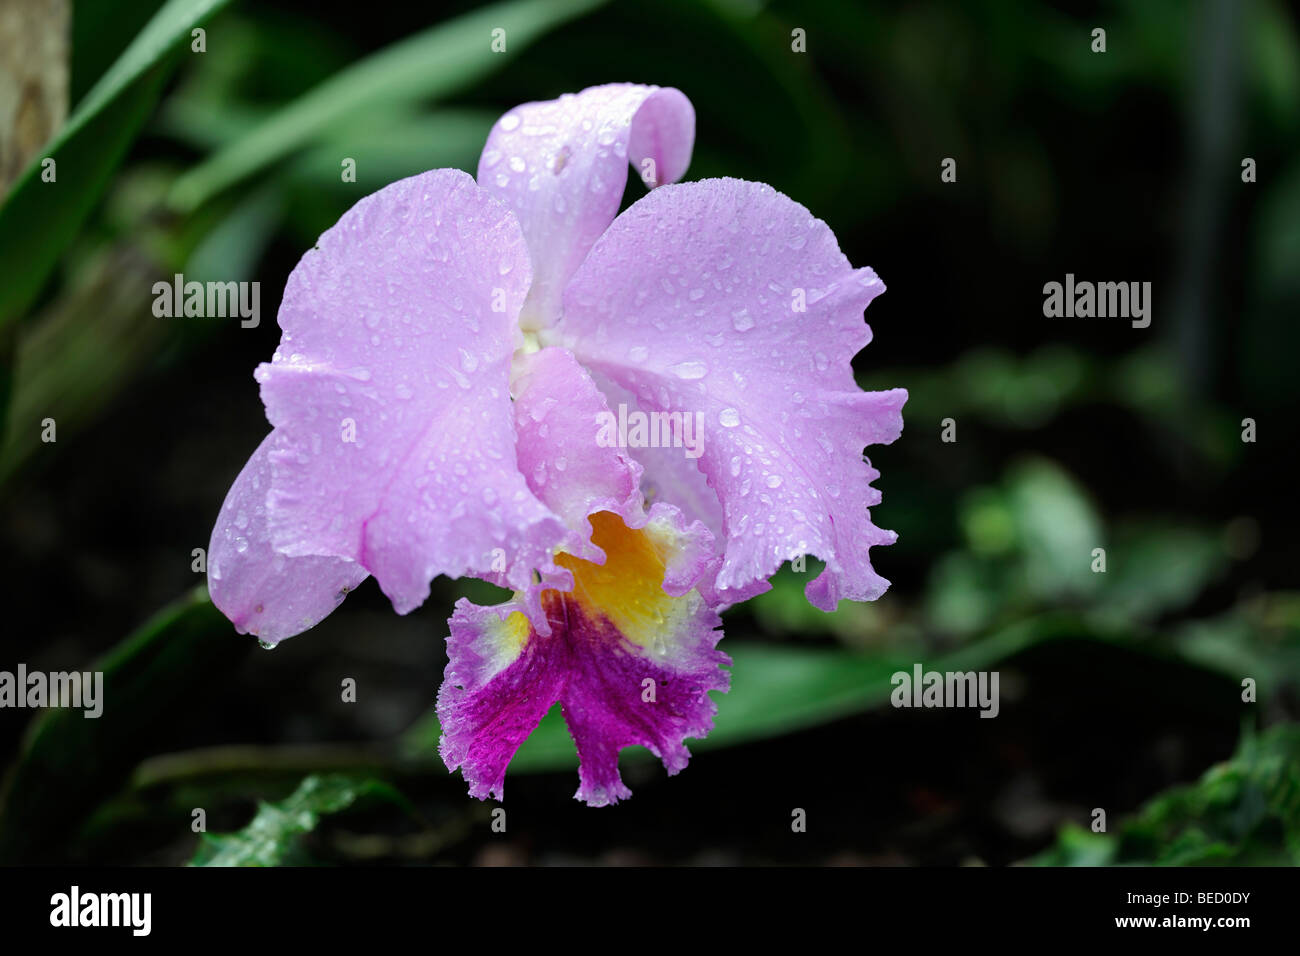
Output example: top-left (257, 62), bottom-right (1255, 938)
top-left (207, 83), bottom-right (907, 806)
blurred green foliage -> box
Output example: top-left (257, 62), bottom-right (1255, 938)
top-left (1035, 724), bottom-right (1300, 865)
top-left (191, 773), bottom-right (409, 866)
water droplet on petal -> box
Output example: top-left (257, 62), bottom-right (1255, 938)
top-left (719, 407), bottom-right (741, 428)
top-left (669, 360), bottom-right (708, 380)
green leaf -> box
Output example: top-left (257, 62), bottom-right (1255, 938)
top-left (167, 0), bottom-right (606, 212)
top-left (288, 110), bottom-right (497, 191)
top-left (925, 458), bottom-right (1106, 636)
top-left (0, 0), bottom-right (232, 329)
top-left (1032, 723), bottom-right (1300, 865)
top-left (0, 587), bottom-right (248, 863)
top-left (190, 773), bottom-right (405, 866)
top-left (402, 619), bottom-right (1060, 773)
top-left (1171, 593), bottom-right (1300, 697)
top-left (1094, 523), bottom-right (1227, 624)
top-left (1001, 458), bottom-right (1104, 600)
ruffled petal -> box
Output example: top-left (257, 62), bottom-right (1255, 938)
top-left (511, 346), bottom-right (642, 563)
top-left (509, 346), bottom-right (716, 633)
top-left (477, 83), bottom-right (694, 329)
top-left (436, 599), bottom-right (566, 801)
top-left (583, 366), bottom-right (727, 542)
top-left (437, 511), bottom-right (728, 805)
top-left (207, 435), bottom-right (368, 644)
top-left (255, 168), bottom-right (566, 614)
top-left (558, 177), bottom-right (907, 609)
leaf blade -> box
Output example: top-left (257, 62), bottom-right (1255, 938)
top-left (167, 0), bottom-right (606, 212)
top-left (0, 0), bottom-right (232, 328)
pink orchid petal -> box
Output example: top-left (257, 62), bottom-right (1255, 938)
top-left (512, 346), bottom-right (642, 562)
top-left (254, 168), bottom-right (566, 615)
top-left (438, 512), bottom-right (728, 806)
top-left (583, 366), bottom-right (727, 542)
top-left (559, 177), bottom-right (907, 609)
top-left (477, 83), bottom-right (694, 329)
top-left (510, 347), bottom-right (716, 631)
top-left (437, 598), bottom-right (567, 801)
top-left (208, 435), bottom-right (368, 644)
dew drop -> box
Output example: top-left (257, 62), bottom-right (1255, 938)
top-left (669, 360), bottom-right (708, 380)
